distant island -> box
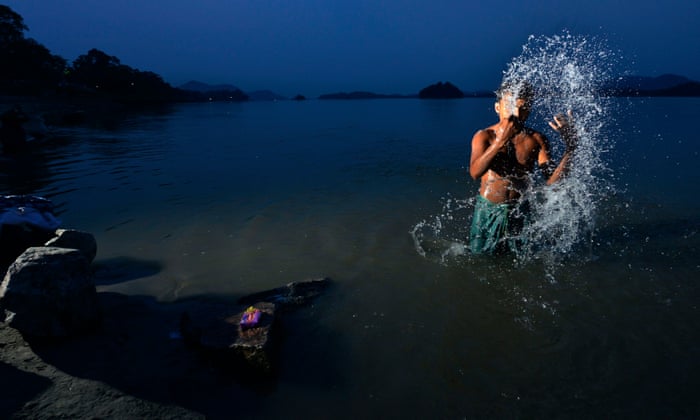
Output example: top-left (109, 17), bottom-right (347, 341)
top-left (316, 83), bottom-right (491, 100)
top-left (317, 76), bottom-right (700, 100)
top-left (319, 91), bottom-right (416, 100)
top-left (418, 81), bottom-right (465, 99)
top-left (602, 74), bottom-right (700, 97)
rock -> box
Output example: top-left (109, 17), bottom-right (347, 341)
top-left (180, 302), bottom-right (277, 375)
top-left (237, 277), bottom-right (330, 309)
top-left (0, 247), bottom-right (101, 337)
top-left (0, 224), bottom-right (55, 271)
top-left (178, 278), bottom-right (330, 377)
top-left (45, 229), bottom-right (97, 263)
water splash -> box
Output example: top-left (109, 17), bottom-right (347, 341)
top-left (410, 194), bottom-right (473, 264)
top-left (411, 32), bottom-right (618, 266)
top-left (507, 32), bottom-right (617, 262)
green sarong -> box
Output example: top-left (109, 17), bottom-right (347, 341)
top-left (469, 195), bottom-right (528, 255)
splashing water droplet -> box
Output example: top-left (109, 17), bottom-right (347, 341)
top-left (502, 32), bottom-right (618, 263)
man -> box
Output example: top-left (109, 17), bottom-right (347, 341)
top-left (468, 81), bottom-right (577, 255)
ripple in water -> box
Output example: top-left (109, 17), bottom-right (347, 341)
top-left (412, 32), bottom-right (619, 267)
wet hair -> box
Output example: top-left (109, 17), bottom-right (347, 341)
top-left (495, 80), bottom-right (534, 103)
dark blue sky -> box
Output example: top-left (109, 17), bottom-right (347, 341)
top-left (6, 0), bottom-right (700, 96)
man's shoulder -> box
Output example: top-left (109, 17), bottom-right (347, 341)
top-left (471, 129), bottom-right (493, 146)
top-left (473, 126), bottom-right (496, 139)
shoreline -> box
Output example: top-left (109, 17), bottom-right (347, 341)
top-left (0, 285), bottom-right (298, 418)
top-left (0, 292), bottom-right (208, 418)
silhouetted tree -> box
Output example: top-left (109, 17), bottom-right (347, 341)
top-left (0, 5), bottom-right (26, 43)
top-left (68, 49), bottom-right (127, 91)
top-left (67, 48), bottom-right (179, 102)
top-left (0, 6), bottom-right (248, 103)
top-left (0, 5), bottom-right (66, 94)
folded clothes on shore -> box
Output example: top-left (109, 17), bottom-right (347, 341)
top-left (0, 195), bottom-right (61, 231)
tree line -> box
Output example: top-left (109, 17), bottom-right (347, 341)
top-left (0, 5), bottom-right (246, 103)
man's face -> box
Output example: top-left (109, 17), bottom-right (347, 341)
top-left (496, 93), bottom-right (531, 122)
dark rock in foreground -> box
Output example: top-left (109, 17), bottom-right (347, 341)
top-left (45, 228), bottom-right (98, 263)
top-left (0, 200), bottom-right (100, 338)
top-left (0, 247), bottom-right (100, 337)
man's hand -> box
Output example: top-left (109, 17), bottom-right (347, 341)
top-left (548, 110), bottom-right (577, 150)
top-left (494, 115), bottom-right (523, 151)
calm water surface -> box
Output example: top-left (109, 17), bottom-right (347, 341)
top-left (2, 98), bottom-right (698, 417)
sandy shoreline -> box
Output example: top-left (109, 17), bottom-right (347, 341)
top-left (0, 292), bottom-right (209, 418)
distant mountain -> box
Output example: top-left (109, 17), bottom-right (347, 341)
top-left (178, 82), bottom-right (289, 101)
top-left (179, 80), bottom-right (242, 93)
top-left (247, 90), bottom-right (287, 101)
top-left (319, 91), bottom-right (415, 100)
top-left (647, 81), bottom-right (700, 96)
top-left (602, 74), bottom-right (700, 96)
top-left (608, 74), bottom-right (690, 90)
top-left (177, 80), bottom-right (248, 101)
top-left (419, 81), bottom-right (464, 99)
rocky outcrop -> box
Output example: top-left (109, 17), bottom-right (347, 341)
top-left (0, 247), bottom-right (100, 337)
top-left (0, 202), bottom-right (100, 338)
top-left (44, 229), bottom-right (97, 263)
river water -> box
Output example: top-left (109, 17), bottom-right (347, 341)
top-left (1, 97), bottom-right (698, 417)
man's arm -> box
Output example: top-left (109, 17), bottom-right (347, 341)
top-left (542, 111), bottom-right (578, 185)
top-left (469, 130), bottom-right (500, 180)
top-left (543, 149), bottom-right (574, 185)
